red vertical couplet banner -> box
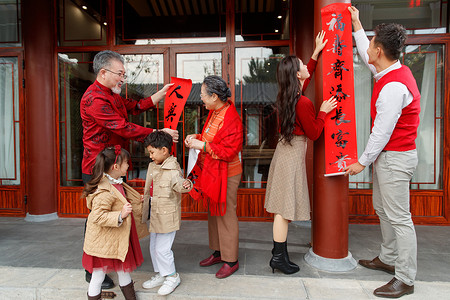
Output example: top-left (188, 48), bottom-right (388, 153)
top-left (164, 77), bottom-right (192, 129)
top-left (164, 77), bottom-right (192, 154)
top-left (321, 3), bottom-right (358, 176)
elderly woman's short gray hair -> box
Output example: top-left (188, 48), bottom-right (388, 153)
top-left (93, 50), bottom-right (124, 75)
top-left (203, 75), bottom-right (231, 102)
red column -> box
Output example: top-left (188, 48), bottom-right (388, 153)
top-left (312, 0), bottom-right (351, 259)
top-left (22, 0), bottom-right (58, 216)
top-left (293, 0), bottom-right (315, 201)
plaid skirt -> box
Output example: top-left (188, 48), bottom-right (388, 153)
top-left (264, 135), bottom-right (311, 221)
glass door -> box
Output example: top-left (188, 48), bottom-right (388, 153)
top-left (174, 50), bottom-right (225, 176)
top-left (117, 48), bottom-right (227, 185)
top-left (122, 53), bottom-right (165, 185)
top-left (0, 54), bottom-right (26, 215)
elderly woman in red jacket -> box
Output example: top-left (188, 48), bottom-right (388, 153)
top-left (184, 75), bottom-right (243, 279)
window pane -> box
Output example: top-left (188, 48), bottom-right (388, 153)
top-left (58, 0), bottom-right (107, 47)
top-left (58, 53), bottom-right (165, 187)
top-left (0, 57), bottom-right (20, 185)
top-left (123, 54), bottom-right (164, 185)
top-left (352, 0), bottom-right (447, 33)
top-left (115, 0), bottom-right (225, 45)
top-left (350, 44), bottom-right (444, 190)
top-left (58, 52), bottom-right (95, 186)
top-left (235, 0), bottom-right (290, 41)
top-left (0, 0), bottom-right (21, 46)
top-left (349, 47), bottom-right (372, 189)
top-left (405, 45), bottom-right (444, 189)
top-left (235, 46), bottom-right (289, 188)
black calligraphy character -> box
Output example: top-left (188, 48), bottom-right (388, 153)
top-left (327, 59), bottom-right (348, 80)
top-left (187, 170), bottom-right (200, 192)
top-left (326, 13), bottom-right (345, 32)
top-left (165, 103), bottom-right (177, 123)
top-left (330, 106), bottom-right (350, 126)
top-left (329, 152), bottom-right (351, 171)
top-left (169, 85), bottom-right (183, 99)
top-left (331, 129), bottom-right (349, 149)
top-left (330, 84), bottom-right (350, 102)
top-left (187, 170), bottom-right (198, 183)
top-left (327, 34), bottom-right (346, 56)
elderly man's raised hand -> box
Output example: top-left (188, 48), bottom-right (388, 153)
top-left (160, 128), bottom-right (179, 143)
top-left (151, 83), bottom-right (174, 105)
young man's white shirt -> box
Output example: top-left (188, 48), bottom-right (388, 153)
top-left (353, 29), bottom-right (414, 167)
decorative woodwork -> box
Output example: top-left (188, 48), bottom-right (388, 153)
top-left (57, 187), bottom-right (449, 225)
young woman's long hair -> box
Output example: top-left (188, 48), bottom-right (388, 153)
top-left (81, 146), bottom-right (130, 198)
top-left (276, 56), bottom-right (301, 145)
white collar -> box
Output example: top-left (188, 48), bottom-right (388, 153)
top-left (374, 60), bottom-right (402, 81)
top-left (104, 173), bottom-right (123, 184)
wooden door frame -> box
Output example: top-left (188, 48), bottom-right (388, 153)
top-left (0, 50), bottom-right (27, 216)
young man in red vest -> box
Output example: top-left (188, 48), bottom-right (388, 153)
top-left (345, 6), bottom-right (420, 299)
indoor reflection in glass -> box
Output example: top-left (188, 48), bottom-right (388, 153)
top-left (115, 0), bottom-right (225, 45)
top-left (351, 0), bottom-right (447, 32)
top-left (235, 0), bottom-right (290, 41)
top-left (122, 54), bottom-right (164, 184)
top-left (350, 44), bottom-right (444, 190)
top-left (235, 47), bottom-right (289, 188)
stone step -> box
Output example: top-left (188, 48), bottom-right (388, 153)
top-left (1, 266), bottom-right (450, 300)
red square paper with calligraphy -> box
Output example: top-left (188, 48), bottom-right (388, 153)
top-left (321, 3), bottom-right (358, 176)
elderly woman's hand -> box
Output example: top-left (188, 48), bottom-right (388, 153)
top-left (184, 134), bottom-right (194, 147)
top-left (185, 135), bottom-right (204, 150)
top-left (184, 134), bottom-right (196, 144)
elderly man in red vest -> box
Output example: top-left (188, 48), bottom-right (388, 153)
top-left (345, 6), bottom-right (420, 299)
top-left (80, 50), bottom-right (178, 289)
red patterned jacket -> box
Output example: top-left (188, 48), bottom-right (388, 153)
top-left (80, 80), bottom-right (155, 174)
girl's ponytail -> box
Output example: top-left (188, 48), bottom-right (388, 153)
top-left (80, 146), bottom-right (130, 198)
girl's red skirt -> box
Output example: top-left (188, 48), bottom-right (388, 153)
top-left (82, 213), bottom-right (143, 273)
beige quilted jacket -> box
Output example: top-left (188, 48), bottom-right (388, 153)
top-left (83, 176), bottom-right (148, 262)
top-left (142, 155), bottom-right (192, 233)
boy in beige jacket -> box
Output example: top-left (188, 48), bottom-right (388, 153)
top-left (141, 130), bottom-right (192, 295)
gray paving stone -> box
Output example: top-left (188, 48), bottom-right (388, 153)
top-left (303, 278), bottom-right (371, 299)
top-left (1, 218), bottom-right (450, 299)
top-left (0, 288), bottom-right (36, 300)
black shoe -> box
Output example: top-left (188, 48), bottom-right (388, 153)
top-left (275, 239), bottom-right (297, 269)
top-left (269, 240), bottom-right (300, 274)
top-left (85, 270), bottom-right (115, 289)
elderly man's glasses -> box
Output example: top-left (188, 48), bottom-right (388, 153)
top-left (104, 68), bottom-right (127, 79)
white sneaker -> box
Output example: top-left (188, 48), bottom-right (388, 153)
top-left (142, 273), bottom-right (165, 289)
top-left (157, 273), bottom-right (180, 296)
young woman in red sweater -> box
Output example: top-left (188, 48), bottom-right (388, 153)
top-left (264, 31), bottom-right (337, 274)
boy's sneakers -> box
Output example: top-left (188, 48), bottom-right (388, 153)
top-left (142, 273), bottom-right (165, 289)
top-left (158, 273), bottom-right (181, 296)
